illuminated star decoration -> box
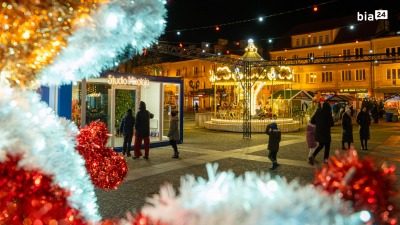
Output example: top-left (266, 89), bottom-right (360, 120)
top-left (75, 121), bottom-right (128, 190)
top-left (0, 0), bottom-right (104, 88)
top-left (40, 0), bottom-right (167, 86)
top-left (141, 163), bottom-right (368, 225)
top-left (313, 149), bottom-right (398, 224)
top-left (0, 85), bottom-right (100, 223)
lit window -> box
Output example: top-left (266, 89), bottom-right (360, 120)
top-left (307, 73), bottom-right (317, 83)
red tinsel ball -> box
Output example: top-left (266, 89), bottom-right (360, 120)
top-left (76, 121), bottom-right (128, 190)
top-left (313, 149), bottom-right (398, 224)
top-left (0, 154), bottom-right (87, 225)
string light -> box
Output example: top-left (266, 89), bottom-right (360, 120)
top-left (164, 0), bottom-right (339, 35)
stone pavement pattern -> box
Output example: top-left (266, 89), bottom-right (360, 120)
top-left (95, 117), bottom-right (400, 219)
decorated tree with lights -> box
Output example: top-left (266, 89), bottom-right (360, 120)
top-left (115, 89), bottom-right (136, 133)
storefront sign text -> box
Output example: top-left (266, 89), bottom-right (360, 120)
top-left (340, 88), bottom-right (368, 93)
top-left (108, 75), bottom-right (150, 86)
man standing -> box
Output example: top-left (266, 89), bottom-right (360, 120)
top-left (309, 102), bottom-right (334, 165)
top-left (133, 101), bottom-right (154, 159)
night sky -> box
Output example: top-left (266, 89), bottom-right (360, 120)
top-left (161, 0), bottom-right (400, 47)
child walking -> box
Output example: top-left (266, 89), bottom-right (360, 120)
top-left (265, 122), bottom-right (281, 171)
top-left (306, 120), bottom-right (317, 164)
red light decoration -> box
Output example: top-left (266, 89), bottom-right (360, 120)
top-left (215, 26), bottom-right (220, 31)
top-left (313, 149), bottom-right (399, 224)
top-left (75, 121), bottom-right (128, 190)
top-left (313, 6), bottom-right (318, 12)
top-left (0, 154), bottom-right (87, 225)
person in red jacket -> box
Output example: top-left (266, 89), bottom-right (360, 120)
top-left (133, 101), bottom-right (154, 159)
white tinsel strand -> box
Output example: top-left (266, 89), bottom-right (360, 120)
top-left (39, 0), bottom-right (167, 86)
top-left (142, 163), bottom-right (367, 225)
top-left (0, 85), bottom-right (101, 222)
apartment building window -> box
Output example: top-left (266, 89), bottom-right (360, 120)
top-left (325, 35), bottom-right (329, 43)
top-left (292, 54), bottom-right (299, 59)
top-left (301, 38), bottom-right (305, 46)
top-left (308, 52), bottom-right (314, 63)
top-left (307, 37), bottom-right (311, 45)
top-left (176, 69), bottom-right (181, 76)
top-left (193, 67), bottom-right (198, 75)
top-left (313, 36), bottom-right (317, 45)
top-left (212, 64), bottom-right (217, 72)
top-left (355, 69), bottom-right (366, 81)
top-left (355, 48), bottom-right (363, 58)
top-left (343, 49), bottom-right (351, 59)
top-left (277, 56), bottom-right (283, 61)
top-left (202, 66), bottom-right (206, 73)
top-left (323, 51), bottom-right (331, 62)
top-left (296, 39), bottom-right (299, 46)
top-left (398, 69), bottom-right (400, 79)
top-left (322, 72), bottom-right (333, 82)
top-left (387, 69), bottom-right (391, 79)
top-left (318, 36), bottom-right (323, 44)
top-left (307, 73), bottom-right (317, 83)
top-left (341, 70), bottom-right (351, 81)
top-left (294, 73), bottom-right (300, 83)
top-left (386, 47), bottom-right (400, 57)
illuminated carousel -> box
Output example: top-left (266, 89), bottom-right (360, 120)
top-left (204, 39), bottom-right (301, 132)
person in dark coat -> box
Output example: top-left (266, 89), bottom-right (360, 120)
top-left (341, 108), bottom-right (353, 150)
top-left (309, 102), bottom-right (334, 165)
top-left (265, 122), bottom-right (281, 171)
top-left (119, 109), bottom-right (135, 157)
top-left (371, 104), bottom-right (379, 123)
top-left (133, 101), bottom-right (154, 159)
top-left (356, 106), bottom-right (371, 150)
top-left (167, 111), bottom-right (180, 158)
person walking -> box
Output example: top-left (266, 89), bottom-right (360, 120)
top-left (308, 102), bottom-right (334, 165)
top-left (194, 102), bottom-right (199, 113)
top-left (167, 111), bottom-right (180, 158)
top-left (341, 108), bottom-right (353, 150)
top-left (133, 101), bottom-right (154, 159)
top-left (356, 106), bottom-right (371, 150)
top-left (306, 120), bottom-right (317, 164)
top-left (265, 122), bottom-right (282, 171)
top-left (119, 109), bottom-right (135, 157)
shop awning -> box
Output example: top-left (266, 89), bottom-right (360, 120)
top-left (272, 90), bottom-right (313, 100)
top-left (325, 94), bottom-right (355, 102)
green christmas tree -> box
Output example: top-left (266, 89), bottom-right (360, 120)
top-left (115, 89), bottom-right (135, 134)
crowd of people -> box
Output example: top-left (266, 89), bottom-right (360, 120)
top-left (265, 100), bottom-right (376, 169)
top-left (119, 101), bottom-right (180, 160)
